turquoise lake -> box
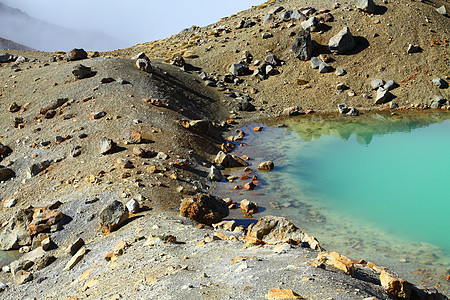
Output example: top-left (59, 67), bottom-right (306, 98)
top-left (217, 111), bottom-right (450, 295)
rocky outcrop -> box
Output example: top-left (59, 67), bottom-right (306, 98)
top-left (245, 216), bottom-right (322, 250)
top-left (180, 194), bottom-right (229, 225)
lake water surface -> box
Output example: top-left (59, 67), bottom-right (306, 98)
top-left (217, 111), bottom-right (450, 295)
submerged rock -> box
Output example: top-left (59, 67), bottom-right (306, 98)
top-left (179, 194), bottom-right (229, 225)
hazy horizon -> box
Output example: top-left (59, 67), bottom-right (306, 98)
top-left (0, 0), bottom-right (264, 51)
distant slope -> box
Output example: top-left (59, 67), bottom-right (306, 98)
top-left (0, 2), bottom-right (127, 52)
top-left (0, 36), bottom-right (34, 51)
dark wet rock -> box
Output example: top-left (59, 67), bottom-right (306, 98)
top-left (358, 0), bottom-right (376, 13)
top-left (170, 54), bottom-right (185, 67)
top-left (214, 151), bottom-right (249, 168)
top-left (290, 30), bottom-right (314, 61)
top-left (329, 27), bottom-right (355, 54)
top-left (180, 194), bottom-right (229, 225)
top-left (301, 17), bottom-right (321, 32)
top-left (72, 64), bottom-right (93, 79)
top-left (375, 88), bottom-right (394, 104)
top-left (430, 96), bottom-right (448, 108)
top-left (0, 166), bottom-right (13, 181)
top-left (100, 138), bottom-right (116, 155)
top-left (208, 165), bottom-right (223, 182)
top-left (65, 48), bottom-right (87, 61)
top-left (245, 216), bottom-right (322, 250)
top-left (371, 79), bottom-right (385, 90)
top-left (432, 78), bottom-right (448, 89)
top-left (99, 200), bottom-right (129, 234)
top-left (229, 63), bottom-right (250, 76)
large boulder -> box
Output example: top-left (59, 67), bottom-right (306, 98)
top-left (99, 200), bottom-right (129, 234)
top-left (328, 27), bottom-right (355, 54)
top-left (66, 48), bottom-right (88, 61)
top-left (290, 30), bottom-right (314, 61)
top-left (245, 216), bottom-right (322, 250)
top-left (214, 151), bottom-right (249, 168)
top-left (179, 194), bottom-right (229, 225)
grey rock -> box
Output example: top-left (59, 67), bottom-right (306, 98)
top-left (301, 17), bottom-right (321, 32)
top-left (358, 0), bottom-right (376, 13)
top-left (170, 54), bottom-right (185, 67)
top-left (4, 198), bottom-right (17, 208)
top-left (291, 10), bottom-right (307, 21)
top-left (432, 78), bottom-right (448, 89)
top-left (126, 199), bottom-right (140, 213)
top-left (208, 165), bottom-right (223, 182)
top-left (100, 138), bottom-right (116, 155)
top-left (15, 56), bottom-right (28, 64)
top-left (383, 80), bottom-right (396, 90)
top-left (335, 68), bottom-right (346, 76)
top-left (279, 10), bottom-right (292, 22)
top-left (99, 200), bottom-right (128, 234)
top-left (214, 151), bottom-right (249, 168)
top-left (237, 98), bottom-right (255, 111)
top-left (10, 260), bottom-right (33, 276)
top-left (72, 64), bottom-right (93, 79)
top-left (375, 87), bottom-right (394, 104)
top-left (0, 53), bottom-right (15, 63)
top-left (371, 79), bottom-right (385, 90)
top-left (265, 54), bottom-right (281, 66)
top-left (14, 270), bottom-right (33, 285)
top-left (437, 5), bottom-right (447, 16)
top-left (319, 62), bottom-right (332, 73)
top-left (290, 30), bottom-right (314, 61)
top-left (0, 209), bottom-right (33, 250)
top-left (338, 103), bottom-right (350, 114)
top-left (229, 63), bottom-right (249, 76)
top-left (282, 106), bottom-right (302, 116)
top-left (390, 102), bottom-right (399, 109)
top-left (346, 107), bottom-right (359, 116)
top-left (263, 13), bottom-right (275, 24)
top-left (311, 57), bottom-right (323, 69)
top-left (329, 27), bottom-right (356, 54)
top-left (430, 96), bottom-right (448, 108)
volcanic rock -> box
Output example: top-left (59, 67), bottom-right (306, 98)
top-left (99, 200), bottom-right (129, 234)
top-left (358, 0), bottom-right (376, 13)
top-left (66, 48), bottom-right (87, 61)
top-left (329, 27), bottom-right (355, 54)
top-left (0, 166), bottom-right (12, 181)
top-left (229, 63), bottom-right (250, 76)
top-left (72, 64), bottom-right (93, 79)
top-left (301, 17), bottom-right (321, 32)
top-left (214, 151), bottom-right (249, 168)
top-left (432, 78), bottom-right (448, 89)
top-left (180, 194), bottom-right (229, 225)
top-left (290, 30), bottom-right (314, 61)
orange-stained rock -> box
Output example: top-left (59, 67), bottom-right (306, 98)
top-left (240, 174), bottom-right (249, 180)
top-left (315, 251), bottom-right (355, 276)
top-left (243, 181), bottom-right (256, 190)
top-left (380, 271), bottom-right (412, 298)
top-left (28, 207), bottom-right (63, 236)
top-left (240, 199), bottom-right (258, 215)
top-left (253, 126), bottom-right (263, 132)
top-left (267, 288), bottom-right (303, 299)
top-left (179, 194), bottom-right (229, 225)
top-left (258, 161), bottom-right (274, 171)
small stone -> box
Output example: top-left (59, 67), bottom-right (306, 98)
top-left (14, 270), bottom-right (33, 285)
top-left (375, 88), bottom-right (394, 104)
top-left (8, 102), bottom-right (21, 112)
top-left (4, 198), bottom-right (17, 208)
top-left (430, 96), bottom-right (447, 108)
top-left (432, 78), bottom-right (448, 89)
top-left (72, 64), bottom-right (93, 79)
top-left (262, 32), bottom-right (273, 39)
top-left (335, 68), bottom-right (346, 76)
top-left (113, 241), bottom-right (129, 256)
top-left (338, 103), bottom-right (350, 114)
top-left (383, 80), bottom-right (396, 91)
top-left (208, 165), bottom-right (223, 182)
top-left (67, 238), bottom-right (85, 256)
top-left (311, 57), bottom-right (322, 69)
top-left (319, 62), bottom-right (332, 73)
top-left (71, 146), bottom-right (82, 157)
top-left (346, 108), bottom-right (359, 116)
top-left (127, 131), bottom-right (142, 144)
top-left (26, 160), bottom-right (51, 178)
top-left (267, 288), bottom-right (302, 299)
top-left (240, 199), bottom-right (258, 215)
top-left (100, 77), bottom-right (115, 84)
top-left (243, 181), bottom-right (256, 190)
top-left (436, 5), bottom-right (447, 16)
top-left (98, 200), bottom-right (128, 234)
top-left (126, 199), bottom-right (140, 213)
top-left (407, 44), bottom-right (422, 54)
top-left (301, 17), bottom-right (321, 32)
top-left (170, 54), bottom-right (185, 67)
top-left (117, 158), bottom-right (133, 169)
top-left (371, 79), bottom-right (385, 90)
top-left (282, 106), bottom-right (302, 116)
top-left (258, 161), bottom-right (274, 171)
top-left (229, 63), bottom-right (250, 76)
top-left (89, 111), bottom-right (106, 119)
top-left (358, 0), bottom-right (376, 13)
top-left (100, 138), bottom-right (116, 155)
top-left (180, 194), bottom-right (229, 225)
top-left (65, 247), bottom-right (86, 270)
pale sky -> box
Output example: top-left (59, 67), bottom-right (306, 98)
top-left (2, 0), bottom-right (264, 46)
